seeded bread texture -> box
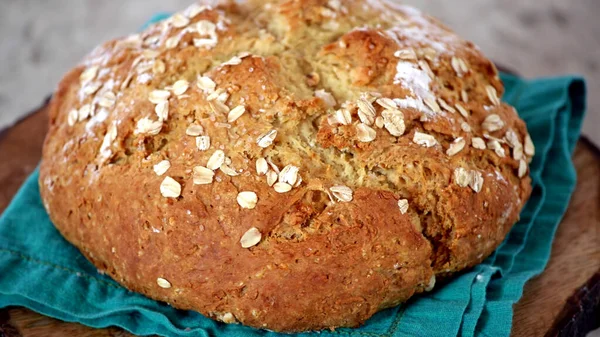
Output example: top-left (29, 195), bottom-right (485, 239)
top-left (39, 0), bottom-right (534, 332)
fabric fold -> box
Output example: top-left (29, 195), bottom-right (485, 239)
top-left (473, 76), bottom-right (586, 337)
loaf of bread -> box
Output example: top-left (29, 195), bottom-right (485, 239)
top-left (39, 0), bottom-right (534, 332)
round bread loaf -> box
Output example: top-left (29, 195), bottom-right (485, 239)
top-left (39, 0), bottom-right (534, 332)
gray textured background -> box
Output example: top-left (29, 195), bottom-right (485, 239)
top-left (0, 0), bottom-right (598, 146)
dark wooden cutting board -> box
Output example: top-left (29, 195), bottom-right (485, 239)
top-left (0, 101), bottom-right (598, 337)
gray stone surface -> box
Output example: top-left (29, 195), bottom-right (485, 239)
top-left (1, 0), bottom-right (598, 144)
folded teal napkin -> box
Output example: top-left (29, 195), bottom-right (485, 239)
top-left (0, 72), bottom-right (586, 337)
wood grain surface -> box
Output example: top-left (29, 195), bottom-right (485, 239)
top-left (512, 140), bottom-right (600, 337)
top-left (0, 103), bottom-right (598, 337)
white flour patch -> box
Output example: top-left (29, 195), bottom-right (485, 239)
top-left (494, 170), bottom-right (508, 184)
top-left (393, 61), bottom-right (432, 99)
top-left (137, 73), bottom-right (153, 84)
top-left (85, 108), bottom-right (109, 132)
top-left (393, 97), bottom-right (430, 113)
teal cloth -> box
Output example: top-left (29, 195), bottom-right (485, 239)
top-left (0, 72), bottom-right (586, 337)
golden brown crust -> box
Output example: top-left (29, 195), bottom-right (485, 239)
top-left (39, 0), bottom-right (533, 332)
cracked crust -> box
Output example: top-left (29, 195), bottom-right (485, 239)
top-left (39, 0), bottom-right (532, 332)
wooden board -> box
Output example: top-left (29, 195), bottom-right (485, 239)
top-left (0, 102), bottom-right (598, 337)
top-left (512, 141), bottom-right (600, 336)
